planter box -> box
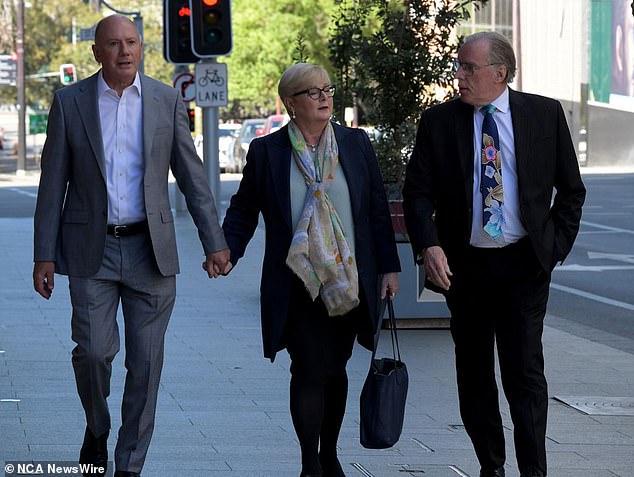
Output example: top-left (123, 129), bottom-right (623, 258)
top-left (388, 200), bottom-right (450, 328)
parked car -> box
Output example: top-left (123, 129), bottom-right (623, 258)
top-left (218, 123), bottom-right (242, 173)
top-left (233, 118), bottom-right (266, 172)
top-left (193, 123), bottom-right (242, 173)
top-left (262, 114), bottom-right (290, 135)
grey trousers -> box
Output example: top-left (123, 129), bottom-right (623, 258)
top-left (69, 232), bottom-right (176, 473)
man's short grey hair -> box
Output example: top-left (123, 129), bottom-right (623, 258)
top-left (278, 63), bottom-right (330, 98)
top-left (463, 31), bottom-right (516, 83)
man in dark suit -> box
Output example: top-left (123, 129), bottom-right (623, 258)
top-left (32, 15), bottom-right (229, 477)
top-left (403, 32), bottom-right (585, 477)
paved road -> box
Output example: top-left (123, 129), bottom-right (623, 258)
top-left (549, 173), bottom-right (634, 353)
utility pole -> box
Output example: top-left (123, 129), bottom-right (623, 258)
top-left (15, 0), bottom-right (26, 175)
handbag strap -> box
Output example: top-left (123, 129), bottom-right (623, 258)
top-left (371, 298), bottom-right (402, 363)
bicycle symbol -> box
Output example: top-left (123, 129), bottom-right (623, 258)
top-left (198, 68), bottom-right (225, 87)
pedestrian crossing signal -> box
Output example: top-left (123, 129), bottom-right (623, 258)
top-left (59, 64), bottom-right (76, 85)
top-left (188, 107), bottom-right (196, 132)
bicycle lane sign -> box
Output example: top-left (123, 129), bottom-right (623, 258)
top-left (194, 63), bottom-right (228, 108)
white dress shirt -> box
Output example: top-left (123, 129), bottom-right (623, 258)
top-left (469, 87), bottom-right (527, 247)
top-left (97, 71), bottom-right (146, 225)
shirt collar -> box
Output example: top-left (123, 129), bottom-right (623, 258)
top-left (97, 70), bottom-right (142, 98)
top-left (488, 87), bottom-right (509, 114)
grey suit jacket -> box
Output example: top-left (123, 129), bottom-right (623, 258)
top-left (34, 72), bottom-right (227, 277)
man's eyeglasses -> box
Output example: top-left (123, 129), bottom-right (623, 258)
top-left (292, 85), bottom-right (336, 100)
top-left (452, 59), bottom-right (502, 76)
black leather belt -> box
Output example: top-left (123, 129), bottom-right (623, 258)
top-left (107, 221), bottom-right (148, 238)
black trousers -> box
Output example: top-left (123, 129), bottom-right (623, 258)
top-left (445, 238), bottom-right (550, 476)
top-left (285, 277), bottom-right (362, 474)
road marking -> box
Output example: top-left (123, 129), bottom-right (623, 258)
top-left (581, 220), bottom-right (634, 235)
top-left (555, 264), bottom-right (634, 271)
top-left (550, 283), bottom-right (634, 311)
top-left (588, 251), bottom-right (634, 264)
top-left (7, 187), bottom-right (37, 198)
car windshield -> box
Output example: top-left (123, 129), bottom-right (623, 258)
top-left (242, 123), bottom-right (263, 139)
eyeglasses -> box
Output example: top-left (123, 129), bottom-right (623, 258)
top-left (452, 59), bottom-right (502, 76)
top-left (292, 85), bottom-right (336, 100)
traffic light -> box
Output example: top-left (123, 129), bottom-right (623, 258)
top-left (187, 107), bottom-right (196, 132)
top-left (164, 0), bottom-right (199, 64)
top-left (59, 64), bottom-right (77, 85)
top-left (189, 0), bottom-right (232, 57)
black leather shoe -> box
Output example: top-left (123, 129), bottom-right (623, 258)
top-left (114, 472), bottom-right (141, 477)
top-left (79, 427), bottom-right (108, 477)
top-left (480, 467), bottom-right (505, 477)
top-left (520, 471), bottom-right (545, 477)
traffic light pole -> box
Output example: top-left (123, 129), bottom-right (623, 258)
top-left (202, 59), bottom-right (220, 202)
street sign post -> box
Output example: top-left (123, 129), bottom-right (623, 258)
top-left (0, 54), bottom-right (17, 86)
top-left (173, 72), bottom-right (196, 103)
top-left (194, 62), bottom-right (227, 107)
top-left (29, 113), bottom-right (48, 135)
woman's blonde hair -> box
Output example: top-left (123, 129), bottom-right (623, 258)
top-left (278, 63), bottom-right (330, 98)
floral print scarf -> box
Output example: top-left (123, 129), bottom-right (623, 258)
top-left (285, 120), bottom-right (360, 316)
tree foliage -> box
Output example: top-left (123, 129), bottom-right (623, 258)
top-left (0, 0), bottom-right (337, 117)
top-left (223, 0), bottom-right (336, 118)
top-left (329, 0), bottom-right (488, 187)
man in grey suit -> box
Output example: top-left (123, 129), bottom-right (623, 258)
top-left (32, 15), bottom-right (229, 477)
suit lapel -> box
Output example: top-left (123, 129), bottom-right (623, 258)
top-left (140, 74), bottom-right (159, 173)
top-left (267, 127), bottom-right (293, 232)
top-left (454, 99), bottom-right (475, 208)
top-left (509, 89), bottom-right (530, 186)
top-left (334, 124), bottom-right (362, 220)
top-left (75, 73), bottom-right (106, 180)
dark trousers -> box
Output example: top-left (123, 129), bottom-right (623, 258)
top-left (445, 238), bottom-right (550, 476)
top-left (285, 277), bottom-right (361, 474)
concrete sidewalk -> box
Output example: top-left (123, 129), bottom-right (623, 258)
top-left (1, 214), bottom-right (633, 477)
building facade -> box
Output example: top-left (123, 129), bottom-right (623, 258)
top-left (462, 0), bottom-right (634, 167)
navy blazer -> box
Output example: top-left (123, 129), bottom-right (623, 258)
top-left (222, 122), bottom-right (400, 361)
top-left (403, 89), bottom-right (586, 286)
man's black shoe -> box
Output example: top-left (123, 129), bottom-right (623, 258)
top-left (520, 471), bottom-right (545, 477)
top-left (114, 472), bottom-right (141, 477)
top-left (480, 467), bottom-right (505, 477)
top-left (79, 427), bottom-right (109, 477)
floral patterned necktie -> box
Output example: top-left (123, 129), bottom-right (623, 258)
top-left (480, 104), bottom-right (504, 239)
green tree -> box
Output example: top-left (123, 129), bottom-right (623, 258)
top-left (0, 0), bottom-right (166, 108)
top-left (224, 0), bottom-right (336, 118)
top-left (329, 0), bottom-right (488, 189)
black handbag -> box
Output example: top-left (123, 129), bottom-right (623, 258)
top-left (359, 298), bottom-right (408, 449)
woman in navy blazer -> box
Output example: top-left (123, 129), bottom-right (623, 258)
top-left (222, 64), bottom-right (400, 476)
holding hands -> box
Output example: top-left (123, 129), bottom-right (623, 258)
top-left (202, 248), bottom-right (233, 278)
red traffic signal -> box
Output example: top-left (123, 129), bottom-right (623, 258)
top-left (189, 0), bottom-right (232, 58)
top-left (59, 64), bottom-right (77, 85)
top-left (164, 0), bottom-right (199, 64)
top-left (187, 107), bottom-right (196, 132)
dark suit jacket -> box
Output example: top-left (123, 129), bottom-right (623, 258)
top-left (34, 72), bottom-right (227, 277)
top-left (222, 123), bottom-right (400, 361)
top-left (403, 89), bottom-right (585, 285)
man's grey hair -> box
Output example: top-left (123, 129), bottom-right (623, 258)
top-left (463, 31), bottom-right (516, 83)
